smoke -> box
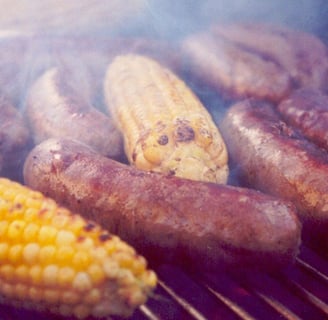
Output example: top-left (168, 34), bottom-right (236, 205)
top-left (137, 0), bottom-right (328, 41)
top-left (0, 0), bottom-right (147, 36)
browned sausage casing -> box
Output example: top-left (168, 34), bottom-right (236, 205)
top-left (220, 99), bottom-right (328, 243)
top-left (277, 88), bottom-right (328, 151)
top-left (213, 23), bottom-right (328, 92)
top-left (181, 28), bottom-right (292, 103)
top-left (23, 138), bottom-right (301, 271)
top-left (25, 67), bottom-right (123, 160)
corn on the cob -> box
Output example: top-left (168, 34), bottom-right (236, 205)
top-left (0, 178), bottom-right (156, 319)
top-left (104, 54), bottom-right (229, 183)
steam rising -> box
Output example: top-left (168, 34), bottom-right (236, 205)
top-left (0, 0), bottom-right (147, 35)
top-left (0, 0), bottom-right (327, 111)
top-left (139, 0), bottom-right (328, 40)
top-left (0, 0), bottom-right (326, 38)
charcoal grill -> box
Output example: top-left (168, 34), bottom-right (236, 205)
top-left (0, 1), bottom-right (327, 319)
top-left (1, 242), bottom-right (327, 320)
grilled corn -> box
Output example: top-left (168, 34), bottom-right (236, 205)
top-left (104, 54), bottom-right (229, 183)
top-left (0, 177), bottom-right (156, 319)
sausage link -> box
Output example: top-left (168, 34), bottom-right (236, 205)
top-left (25, 66), bottom-right (124, 160)
top-left (23, 138), bottom-right (301, 271)
top-left (220, 99), bottom-right (328, 243)
top-left (278, 88), bottom-right (328, 151)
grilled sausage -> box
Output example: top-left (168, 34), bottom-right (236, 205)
top-left (23, 138), bottom-right (301, 271)
top-left (0, 96), bottom-right (32, 181)
top-left (220, 99), bottom-right (328, 243)
top-left (212, 23), bottom-right (328, 92)
top-left (277, 88), bottom-right (328, 151)
top-left (25, 66), bottom-right (124, 160)
top-left (181, 29), bottom-right (292, 103)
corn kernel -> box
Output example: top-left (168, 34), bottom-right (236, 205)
top-left (23, 223), bottom-right (39, 242)
top-left (61, 290), bottom-right (80, 305)
top-left (3, 189), bottom-right (15, 201)
top-left (0, 221), bottom-right (9, 239)
top-left (23, 243), bottom-right (40, 264)
top-left (51, 213), bottom-right (70, 229)
top-left (56, 230), bottom-right (75, 246)
top-left (43, 264), bottom-right (59, 286)
top-left (83, 288), bottom-right (101, 305)
top-left (87, 264), bottom-right (105, 285)
top-left (15, 283), bottom-right (28, 300)
top-left (2, 282), bottom-right (14, 298)
top-left (24, 208), bottom-right (38, 222)
top-left (56, 246), bottom-right (75, 264)
top-left (8, 244), bottom-right (23, 264)
top-left (7, 220), bottom-right (26, 240)
top-left (103, 258), bottom-right (119, 279)
top-left (15, 265), bottom-right (29, 282)
top-left (38, 225), bottom-right (57, 244)
top-left (0, 265), bottom-right (15, 282)
top-left (73, 272), bottom-right (92, 291)
top-left (57, 266), bottom-right (75, 287)
top-left (29, 265), bottom-right (43, 284)
top-left (28, 287), bottom-right (42, 302)
top-left (73, 251), bottom-right (91, 269)
top-left (44, 289), bottom-right (60, 304)
top-left (39, 245), bottom-right (56, 264)
top-left (0, 243), bottom-right (9, 260)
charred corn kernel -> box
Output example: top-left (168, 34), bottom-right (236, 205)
top-left (0, 178), bottom-right (157, 319)
top-left (104, 54), bottom-right (229, 183)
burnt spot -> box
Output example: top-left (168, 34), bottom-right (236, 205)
top-left (168, 169), bottom-right (176, 176)
top-left (84, 222), bottom-right (96, 232)
top-left (38, 208), bottom-right (48, 216)
top-left (77, 236), bottom-right (86, 243)
top-left (99, 233), bottom-right (112, 242)
top-left (175, 124), bottom-right (195, 142)
top-left (155, 120), bottom-right (166, 131)
top-left (132, 150), bottom-right (137, 162)
top-left (274, 121), bottom-right (299, 139)
top-left (157, 135), bottom-right (169, 145)
top-left (14, 203), bottom-right (22, 210)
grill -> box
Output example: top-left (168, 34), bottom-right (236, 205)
top-left (0, 2), bottom-right (328, 320)
top-left (2, 242), bottom-right (327, 320)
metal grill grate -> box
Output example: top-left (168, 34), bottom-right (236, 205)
top-left (135, 244), bottom-right (328, 320)
top-left (2, 244), bottom-right (327, 320)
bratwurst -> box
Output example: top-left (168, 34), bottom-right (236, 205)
top-left (23, 138), bottom-right (301, 271)
top-left (213, 23), bottom-right (328, 92)
top-left (277, 88), bottom-right (328, 151)
top-left (181, 30), bottom-right (291, 103)
top-left (220, 99), bottom-right (328, 243)
top-left (25, 66), bottom-right (123, 160)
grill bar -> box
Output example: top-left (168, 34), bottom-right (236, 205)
top-left (138, 305), bottom-right (161, 320)
top-left (296, 258), bottom-right (328, 285)
top-left (251, 290), bottom-right (301, 320)
top-left (202, 283), bottom-right (256, 320)
top-left (134, 245), bottom-right (328, 320)
top-left (158, 280), bottom-right (208, 320)
top-left (285, 279), bottom-right (328, 314)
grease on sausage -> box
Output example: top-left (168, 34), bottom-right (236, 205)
top-left (23, 138), bottom-right (301, 271)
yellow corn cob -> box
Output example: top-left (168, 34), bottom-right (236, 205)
top-left (0, 178), bottom-right (157, 319)
top-left (104, 54), bottom-right (229, 183)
